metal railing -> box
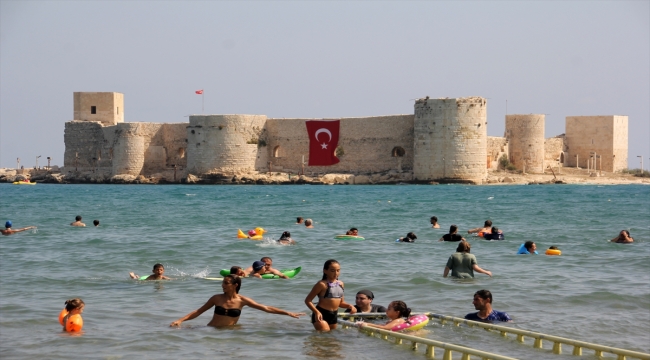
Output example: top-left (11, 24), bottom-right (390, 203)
top-left (339, 313), bottom-right (650, 360)
top-left (430, 314), bottom-right (650, 360)
top-left (339, 319), bottom-right (518, 360)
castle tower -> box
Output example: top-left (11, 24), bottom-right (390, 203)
top-left (111, 123), bottom-right (146, 176)
top-left (73, 92), bottom-right (124, 126)
top-left (413, 97), bottom-right (487, 183)
top-left (186, 115), bottom-right (267, 174)
top-left (505, 114), bottom-right (545, 173)
top-left (565, 115), bottom-right (628, 172)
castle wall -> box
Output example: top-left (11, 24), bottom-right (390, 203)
top-left (186, 115), bottom-right (267, 174)
top-left (544, 135), bottom-right (565, 166)
top-left (64, 121), bottom-right (107, 170)
top-left (487, 136), bottom-right (508, 170)
top-left (73, 92), bottom-right (124, 126)
top-left (506, 114), bottom-right (545, 173)
top-left (565, 116), bottom-right (628, 172)
top-left (264, 115), bottom-right (414, 175)
top-left (413, 97), bottom-right (487, 182)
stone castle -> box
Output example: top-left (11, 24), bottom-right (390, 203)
top-left (63, 92), bottom-right (628, 184)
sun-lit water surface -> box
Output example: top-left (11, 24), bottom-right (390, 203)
top-left (0, 183), bottom-right (648, 359)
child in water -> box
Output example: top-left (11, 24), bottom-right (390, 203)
top-left (59, 298), bottom-right (85, 332)
top-left (356, 301), bottom-right (411, 330)
top-left (129, 263), bottom-right (171, 280)
top-left (305, 259), bottom-right (356, 331)
top-left (397, 232), bottom-right (417, 242)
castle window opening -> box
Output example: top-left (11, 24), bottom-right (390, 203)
top-left (178, 148), bottom-right (185, 158)
top-left (392, 146), bottom-right (405, 157)
top-left (91, 106), bottom-right (97, 114)
top-left (560, 152), bottom-right (565, 164)
top-left (273, 145), bottom-right (281, 158)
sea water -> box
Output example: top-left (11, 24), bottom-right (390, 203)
top-left (0, 183), bottom-right (648, 359)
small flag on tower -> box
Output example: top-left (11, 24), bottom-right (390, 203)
top-left (195, 90), bottom-right (203, 95)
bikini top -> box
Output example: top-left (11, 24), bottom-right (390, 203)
top-left (214, 305), bottom-right (241, 317)
top-left (323, 280), bottom-right (344, 299)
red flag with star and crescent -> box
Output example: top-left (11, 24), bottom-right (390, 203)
top-left (305, 120), bottom-right (340, 166)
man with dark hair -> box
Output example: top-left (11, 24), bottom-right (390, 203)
top-left (439, 225), bottom-right (465, 242)
top-left (430, 216), bottom-right (440, 228)
top-left (468, 220), bottom-right (492, 235)
top-left (244, 257), bottom-right (289, 279)
top-left (345, 290), bottom-right (386, 313)
top-left (71, 215), bottom-right (85, 227)
top-left (465, 290), bottom-right (511, 322)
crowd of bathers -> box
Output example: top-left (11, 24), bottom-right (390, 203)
top-left (2, 214), bottom-right (634, 333)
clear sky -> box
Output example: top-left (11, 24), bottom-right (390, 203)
top-left (1, 1), bottom-right (648, 169)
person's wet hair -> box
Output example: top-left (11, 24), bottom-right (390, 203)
top-left (322, 259), bottom-right (340, 280)
top-left (456, 240), bottom-right (471, 253)
top-left (64, 298), bottom-right (85, 311)
top-left (261, 257), bottom-right (272, 262)
top-left (406, 232), bottom-right (417, 240)
top-left (449, 224), bottom-right (458, 233)
top-left (430, 216), bottom-right (438, 223)
top-left (524, 241), bottom-right (535, 251)
top-left (280, 231), bottom-right (291, 240)
top-left (484, 220), bottom-right (492, 227)
top-left (153, 263), bottom-right (164, 270)
top-left (549, 246), bottom-right (558, 250)
top-left (224, 274), bottom-right (242, 293)
top-left (621, 230), bottom-right (630, 236)
top-left (296, 217), bottom-right (303, 223)
top-left (389, 301), bottom-right (411, 318)
top-left (75, 215), bottom-right (82, 221)
top-left (474, 289), bottom-right (493, 303)
top-left (93, 220), bottom-right (99, 226)
top-left (491, 227), bottom-right (499, 233)
top-left (230, 266), bottom-right (242, 275)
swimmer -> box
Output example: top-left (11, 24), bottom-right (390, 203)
top-left (305, 259), bottom-right (356, 331)
top-left (1, 221), bottom-right (36, 236)
top-left (170, 275), bottom-right (305, 327)
top-left (296, 217), bottom-right (304, 224)
top-left (93, 220), bottom-right (99, 227)
top-left (356, 301), bottom-right (410, 330)
top-left (397, 232), bottom-right (417, 243)
top-left (70, 215), bottom-right (85, 227)
top-left (244, 258), bottom-right (288, 279)
top-left (349, 228), bottom-right (359, 236)
top-left (277, 231), bottom-right (296, 245)
top-left (229, 266), bottom-right (248, 277)
top-left (439, 224), bottom-right (466, 242)
top-left (465, 290), bottom-right (511, 322)
top-left (468, 220), bottom-right (492, 235)
top-left (517, 241), bottom-right (539, 254)
top-left (304, 219), bottom-right (314, 228)
top-left (610, 230), bottom-right (634, 243)
top-left (129, 263), bottom-right (171, 280)
top-left (430, 216), bottom-right (440, 229)
top-left (61, 298), bottom-right (85, 332)
top-left (482, 227), bottom-right (504, 240)
top-left (444, 240), bottom-right (492, 278)
top-left (345, 289), bottom-right (387, 313)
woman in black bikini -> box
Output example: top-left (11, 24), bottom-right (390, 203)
top-left (304, 259), bottom-right (356, 331)
top-left (170, 275), bottom-right (304, 327)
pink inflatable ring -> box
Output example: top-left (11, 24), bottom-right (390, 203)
top-left (391, 314), bottom-right (429, 332)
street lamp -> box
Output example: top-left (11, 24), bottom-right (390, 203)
top-left (36, 155), bottom-right (41, 169)
top-left (17, 158), bottom-right (20, 170)
top-left (47, 157), bottom-right (51, 170)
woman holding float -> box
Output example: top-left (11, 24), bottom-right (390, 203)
top-left (170, 275), bottom-right (304, 327)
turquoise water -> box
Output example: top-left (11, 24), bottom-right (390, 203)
top-left (0, 183), bottom-right (648, 359)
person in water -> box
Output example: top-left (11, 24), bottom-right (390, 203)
top-left (129, 263), bottom-right (171, 280)
top-left (70, 215), bottom-right (85, 227)
top-left (517, 241), bottom-right (539, 254)
top-left (439, 225), bottom-right (466, 242)
top-left (468, 220), bottom-right (492, 235)
top-left (482, 227), bottom-right (504, 240)
top-left (430, 216), bottom-right (440, 229)
top-left (304, 219), bottom-right (314, 228)
top-left (345, 289), bottom-right (386, 313)
top-left (443, 240), bottom-right (492, 278)
top-left (296, 217), bottom-right (304, 224)
top-left (349, 228), bottom-right (359, 236)
top-left (93, 220), bottom-right (100, 227)
top-left (245, 258), bottom-right (289, 279)
top-left (356, 301), bottom-right (411, 330)
top-left (610, 230), bottom-right (634, 243)
top-left (229, 266), bottom-right (248, 277)
top-left (60, 298), bottom-right (85, 332)
top-left (277, 231), bottom-right (295, 245)
top-left (397, 232), bottom-right (417, 242)
top-left (170, 275), bottom-right (305, 327)
top-left (465, 290), bottom-right (511, 322)
top-left (305, 259), bottom-right (356, 331)
top-left (1, 221), bottom-right (36, 236)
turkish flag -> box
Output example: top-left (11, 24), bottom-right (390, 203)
top-left (306, 120), bottom-right (340, 166)
top-left (195, 90), bottom-right (203, 94)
